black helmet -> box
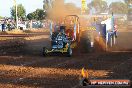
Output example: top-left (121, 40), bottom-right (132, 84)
top-left (60, 26), bottom-right (66, 34)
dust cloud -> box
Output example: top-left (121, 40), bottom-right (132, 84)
top-left (47, 0), bottom-right (81, 22)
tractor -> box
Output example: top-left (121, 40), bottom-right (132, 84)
top-left (42, 15), bottom-right (80, 56)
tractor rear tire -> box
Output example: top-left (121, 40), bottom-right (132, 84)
top-left (79, 31), bottom-right (92, 53)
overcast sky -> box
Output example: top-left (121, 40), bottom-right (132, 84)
top-left (0, 0), bottom-right (123, 17)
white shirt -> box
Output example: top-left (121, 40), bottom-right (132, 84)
top-left (101, 18), bottom-right (112, 31)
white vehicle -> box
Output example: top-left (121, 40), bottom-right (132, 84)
top-left (18, 24), bottom-right (26, 30)
top-left (0, 24), bottom-right (2, 31)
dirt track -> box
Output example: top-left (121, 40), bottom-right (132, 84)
top-left (0, 29), bottom-right (132, 88)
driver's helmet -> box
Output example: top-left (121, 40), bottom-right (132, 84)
top-left (60, 26), bottom-right (66, 34)
top-left (54, 25), bottom-right (60, 32)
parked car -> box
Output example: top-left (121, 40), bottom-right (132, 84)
top-left (18, 24), bottom-right (26, 30)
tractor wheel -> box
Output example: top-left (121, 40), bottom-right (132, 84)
top-left (42, 47), bottom-right (47, 56)
top-left (79, 32), bottom-right (92, 53)
top-left (67, 47), bottom-right (72, 57)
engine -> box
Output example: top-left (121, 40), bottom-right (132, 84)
top-left (51, 32), bottom-right (69, 49)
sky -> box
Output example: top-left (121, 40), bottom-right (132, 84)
top-left (0, 0), bottom-right (124, 17)
top-left (0, 0), bottom-right (43, 17)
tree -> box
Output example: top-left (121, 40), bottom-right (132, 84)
top-left (11, 4), bottom-right (26, 20)
top-left (27, 13), bottom-right (35, 20)
top-left (109, 2), bottom-right (128, 14)
top-left (27, 9), bottom-right (46, 20)
top-left (124, 0), bottom-right (132, 5)
top-left (0, 16), bottom-right (3, 19)
top-left (88, 0), bottom-right (108, 14)
top-left (124, 0), bottom-right (132, 14)
top-left (35, 9), bottom-right (46, 20)
top-left (43, 0), bottom-right (48, 10)
top-left (43, 0), bottom-right (53, 11)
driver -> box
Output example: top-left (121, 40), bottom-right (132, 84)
top-left (59, 26), bottom-right (69, 47)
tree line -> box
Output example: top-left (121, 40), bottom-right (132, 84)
top-left (9, 0), bottom-right (131, 21)
top-left (10, 4), bottom-right (46, 21)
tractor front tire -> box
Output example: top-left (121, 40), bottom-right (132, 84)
top-left (67, 47), bottom-right (72, 57)
top-left (42, 47), bottom-right (47, 56)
